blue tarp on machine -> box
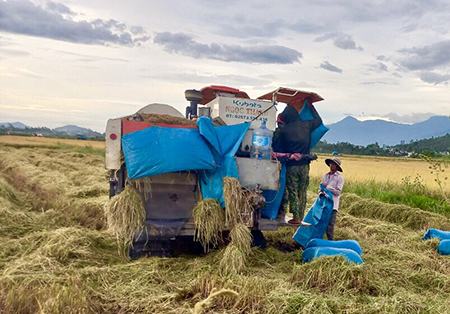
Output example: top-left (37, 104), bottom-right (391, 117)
top-left (122, 125), bottom-right (217, 179)
top-left (121, 117), bottom-right (250, 206)
top-left (197, 118), bottom-right (250, 206)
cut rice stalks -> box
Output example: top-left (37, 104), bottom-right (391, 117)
top-left (221, 177), bottom-right (255, 275)
top-left (193, 199), bottom-right (225, 252)
top-left (220, 223), bottom-right (253, 276)
top-left (104, 185), bottom-right (145, 253)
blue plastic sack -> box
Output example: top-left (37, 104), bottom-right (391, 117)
top-left (122, 126), bottom-right (217, 179)
top-left (261, 164), bottom-right (287, 220)
top-left (306, 239), bottom-right (363, 255)
top-left (422, 228), bottom-right (450, 241)
top-left (437, 239), bottom-right (450, 255)
top-left (292, 185), bottom-right (334, 248)
top-left (302, 246), bottom-right (364, 264)
top-left (298, 100), bottom-right (329, 149)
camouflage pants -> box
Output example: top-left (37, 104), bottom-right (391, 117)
top-left (284, 164), bottom-right (310, 221)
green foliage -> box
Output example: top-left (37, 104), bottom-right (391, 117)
top-left (314, 133), bottom-right (450, 157)
top-left (311, 176), bottom-right (450, 216)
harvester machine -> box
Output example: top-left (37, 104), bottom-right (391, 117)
top-left (105, 86), bottom-right (323, 257)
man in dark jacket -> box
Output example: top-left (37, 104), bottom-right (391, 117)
top-left (272, 99), bottom-right (322, 224)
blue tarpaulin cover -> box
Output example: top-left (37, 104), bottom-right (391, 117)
top-left (306, 239), bottom-right (363, 255)
top-left (122, 125), bottom-right (217, 179)
top-left (302, 246), bottom-right (364, 264)
top-left (437, 239), bottom-right (450, 255)
top-left (292, 184), bottom-right (334, 248)
top-left (422, 228), bottom-right (450, 241)
top-left (197, 118), bottom-right (250, 206)
top-left (121, 117), bottom-right (249, 207)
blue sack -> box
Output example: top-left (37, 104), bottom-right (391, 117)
top-left (306, 239), bottom-right (363, 255)
top-left (122, 126), bottom-right (217, 179)
top-left (298, 100), bottom-right (329, 149)
top-left (261, 164), bottom-right (287, 220)
top-left (292, 185), bottom-right (334, 248)
top-left (302, 247), bottom-right (364, 264)
top-left (422, 228), bottom-right (450, 241)
top-left (437, 239), bottom-right (450, 255)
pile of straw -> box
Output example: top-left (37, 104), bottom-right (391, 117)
top-left (219, 223), bottom-right (252, 275)
top-left (139, 113), bottom-right (196, 126)
top-left (223, 177), bottom-right (253, 227)
top-left (341, 193), bottom-right (450, 230)
top-left (104, 185), bottom-right (145, 251)
top-left (221, 177), bottom-right (255, 275)
top-left (193, 199), bottom-right (225, 252)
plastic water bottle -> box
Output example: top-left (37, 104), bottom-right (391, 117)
top-left (250, 120), bottom-right (273, 160)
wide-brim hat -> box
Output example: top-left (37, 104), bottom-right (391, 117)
top-left (325, 157), bottom-right (343, 172)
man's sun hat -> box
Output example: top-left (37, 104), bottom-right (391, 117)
top-left (325, 157), bottom-right (343, 172)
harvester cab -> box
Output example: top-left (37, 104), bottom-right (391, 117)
top-left (105, 86), bottom-right (324, 258)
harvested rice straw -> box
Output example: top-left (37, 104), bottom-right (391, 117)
top-left (131, 177), bottom-right (152, 200)
top-left (193, 199), bottom-right (225, 252)
top-left (229, 223), bottom-right (252, 256)
top-left (139, 113), bottom-right (196, 126)
top-left (104, 185), bottom-right (145, 252)
top-left (193, 288), bottom-right (239, 314)
top-left (219, 244), bottom-right (248, 275)
top-left (223, 177), bottom-right (243, 226)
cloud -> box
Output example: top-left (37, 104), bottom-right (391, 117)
top-left (315, 32), bottom-right (363, 50)
top-left (398, 40), bottom-right (450, 71)
top-left (368, 62), bottom-right (389, 73)
top-left (143, 72), bottom-right (273, 86)
top-left (320, 61), bottom-right (343, 73)
top-left (214, 17), bottom-right (326, 38)
top-left (153, 32), bottom-right (302, 64)
top-left (382, 112), bottom-right (438, 123)
top-left (46, 1), bottom-right (74, 16)
top-left (54, 50), bottom-right (129, 63)
top-left (0, 0), bottom-right (149, 46)
top-left (419, 71), bottom-right (450, 84)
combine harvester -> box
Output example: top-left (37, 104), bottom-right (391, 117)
top-left (105, 86), bottom-right (324, 257)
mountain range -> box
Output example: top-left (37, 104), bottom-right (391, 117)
top-left (1, 115), bottom-right (450, 145)
top-left (323, 115), bottom-right (450, 146)
top-left (0, 122), bottom-right (102, 139)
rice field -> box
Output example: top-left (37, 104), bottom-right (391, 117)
top-left (0, 135), bottom-right (105, 149)
top-left (310, 154), bottom-right (450, 193)
top-left (0, 137), bottom-right (449, 313)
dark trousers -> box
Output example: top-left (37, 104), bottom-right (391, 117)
top-left (326, 210), bottom-right (338, 240)
top-left (284, 164), bottom-right (310, 221)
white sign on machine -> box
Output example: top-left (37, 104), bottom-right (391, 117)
top-left (206, 96), bottom-right (277, 130)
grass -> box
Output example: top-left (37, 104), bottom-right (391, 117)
top-left (0, 141), bottom-right (449, 313)
top-left (310, 177), bottom-right (450, 217)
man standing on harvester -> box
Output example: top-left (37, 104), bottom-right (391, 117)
top-left (272, 98), bottom-right (322, 225)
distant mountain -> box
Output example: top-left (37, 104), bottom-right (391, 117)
top-left (323, 115), bottom-right (450, 146)
top-left (0, 122), bottom-right (103, 139)
top-left (0, 122), bottom-right (28, 129)
top-left (54, 125), bottom-right (102, 138)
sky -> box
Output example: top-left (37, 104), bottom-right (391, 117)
top-left (0, 0), bottom-right (449, 131)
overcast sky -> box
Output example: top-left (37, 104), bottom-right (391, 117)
top-left (0, 0), bottom-right (449, 131)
